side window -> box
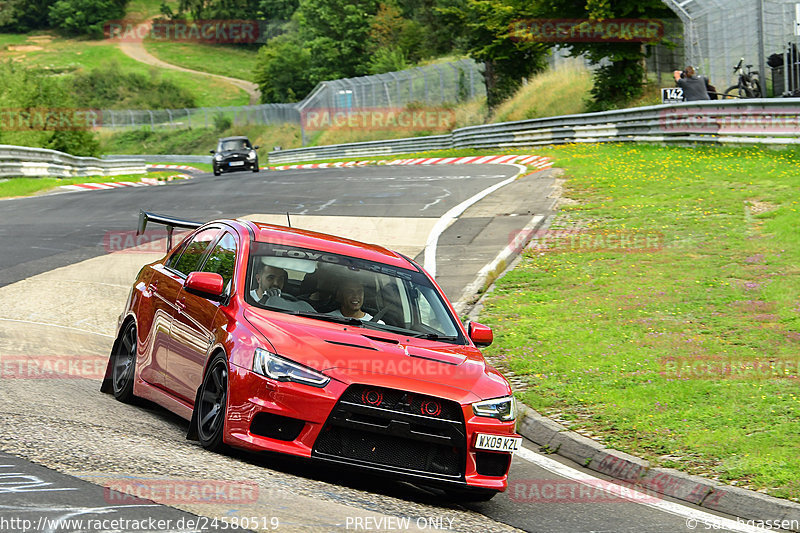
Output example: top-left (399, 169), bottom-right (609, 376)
top-left (171, 228), bottom-right (220, 276)
top-left (202, 232), bottom-right (237, 291)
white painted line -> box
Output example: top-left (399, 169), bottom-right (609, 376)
top-left (0, 318), bottom-right (114, 338)
top-left (454, 215), bottom-right (544, 315)
top-left (423, 163), bottom-right (528, 278)
top-left (515, 446), bottom-right (766, 533)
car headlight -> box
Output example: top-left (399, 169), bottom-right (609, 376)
top-left (214, 154), bottom-right (223, 161)
top-left (472, 396), bottom-right (516, 421)
top-left (253, 348), bottom-right (329, 387)
top-left (247, 150), bottom-right (256, 160)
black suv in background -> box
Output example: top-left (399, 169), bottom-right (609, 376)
top-left (211, 136), bottom-right (259, 175)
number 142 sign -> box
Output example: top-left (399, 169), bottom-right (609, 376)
top-left (661, 87), bottom-right (684, 103)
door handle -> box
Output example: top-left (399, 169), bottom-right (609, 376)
top-left (176, 297), bottom-right (187, 310)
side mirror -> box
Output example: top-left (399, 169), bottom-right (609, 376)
top-left (186, 272), bottom-right (225, 300)
top-left (209, 150), bottom-right (215, 154)
top-left (253, 145), bottom-right (260, 150)
top-left (468, 321), bottom-right (493, 347)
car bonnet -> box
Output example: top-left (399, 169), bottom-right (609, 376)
top-left (243, 308), bottom-right (509, 404)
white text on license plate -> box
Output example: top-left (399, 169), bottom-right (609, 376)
top-left (230, 161), bottom-right (245, 166)
top-left (475, 433), bottom-right (522, 453)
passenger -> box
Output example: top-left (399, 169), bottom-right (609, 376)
top-left (328, 278), bottom-right (382, 322)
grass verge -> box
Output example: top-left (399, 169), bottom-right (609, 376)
top-left (475, 143), bottom-right (800, 501)
top-left (491, 61), bottom-right (593, 123)
top-left (0, 32), bottom-right (248, 107)
top-left (143, 40), bottom-right (260, 82)
top-left (0, 172), bottom-right (179, 198)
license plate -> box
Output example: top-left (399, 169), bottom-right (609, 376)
top-left (229, 161), bottom-right (245, 166)
top-left (475, 433), bottom-right (522, 453)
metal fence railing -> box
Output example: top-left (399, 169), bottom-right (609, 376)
top-left (101, 104), bottom-right (301, 130)
top-left (98, 59), bottom-right (485, 131)
top-left (268, 99), bottom-right (800, 164)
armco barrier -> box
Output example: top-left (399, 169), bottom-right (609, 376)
top-left (268, 135), bottom-right (452, 165)
top-left (268, 99), bottom-right (800, 164)
top-left (1, 145), bottom-right (146, 178)
top-left (102, 154), bottom-right (212, 164)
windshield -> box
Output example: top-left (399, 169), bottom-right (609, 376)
top-left (219, 139), bottom-right (251, 151)
top-left (245, 242), bottom-right (464, 343)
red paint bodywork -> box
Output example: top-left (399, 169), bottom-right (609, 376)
top-left (106, 219), bottom-right (520, 492)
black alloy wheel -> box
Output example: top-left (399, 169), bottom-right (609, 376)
top-left (112, 322), bottom-right (137, 403)
top-left (196, 353), bottom-right (228, 451)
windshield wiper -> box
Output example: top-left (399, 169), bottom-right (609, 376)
top-left (411, 333), bottom-right (461, 342)
top-left (290, 311), bottom-right (364, 326)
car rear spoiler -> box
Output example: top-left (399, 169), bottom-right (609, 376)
top-left (137, 210), bottom-right (203, 252)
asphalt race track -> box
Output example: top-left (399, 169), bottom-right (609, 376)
top-left (0, 166), bottom-right (750, 532)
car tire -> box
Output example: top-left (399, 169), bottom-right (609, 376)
top-left (213, 169), bottom-right (221, 176)
top-left (111, 322), bottom-right (137, 403)
top-left (196, 352), bottom-right (228, 451)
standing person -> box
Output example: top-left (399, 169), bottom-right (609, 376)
top-left (673, 66), bottom-right (711, 101)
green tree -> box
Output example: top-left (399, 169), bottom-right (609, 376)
top-left (254, 35), bottom-right (314, 102)
top-left (178, 0), bottom-right (260, 20)
top-left (369, 2), bottom-right (425, 64)
top-left (48, 0), bottom-right (127, 37)
top-left (0, 0), bottom-right (57, 32)
top-left (296, 0), bottom-right (379, 83)
top-left (441, 0), bottom-right (550, 108)
top-left (535, 0), bottom-right (673, 110)
top-left (259, 0), bottom-right (298, 19)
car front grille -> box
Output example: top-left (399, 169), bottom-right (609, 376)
top-left (312, 385), bottom-right (466, 480)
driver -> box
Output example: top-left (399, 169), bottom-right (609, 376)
top-left (251, 260), bottom-right (314, 312)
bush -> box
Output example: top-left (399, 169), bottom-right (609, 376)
top-left (67, 63), bottom-right (196, 109)
top-left (48, 0), bottom-right (127, 37)
top-left (0, 62), bottom-right (100, 156)
top-left (212, 112), bottom-right (232, 132)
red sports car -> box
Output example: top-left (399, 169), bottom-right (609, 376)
top-left (102, 211), bottom-right (522, 500)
